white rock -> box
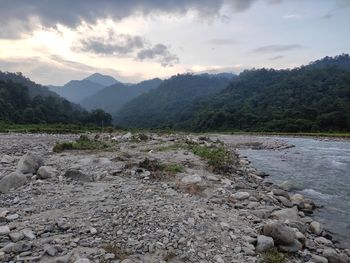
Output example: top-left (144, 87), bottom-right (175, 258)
top-left (37, 166), bottom-right (57, 179)
top-left (233, 191), bottom-right (250, 200)
top-left (0, 171), bottom-right (28, 193)
top-left (0, 226), bottom-right (10, 236)
top-left (17, 152), bottom-right (43, 174)
top-left (0, 155), bottom-right (14, 164)
top-left (271, 207), bottom-right (299, 221)
top-left (310, 221), bottom-right (323, 235)
top-left (22, 229), bottom-right (36, 240)
top-left (256, 235), bottom-right (274, 252)
top-left (181, 174), bottom-right (202, 184)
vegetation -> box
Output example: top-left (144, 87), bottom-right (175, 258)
top-left (0, 79), bottom-right (112, 126)
top-left (139, 158), bottom-right (185, 175)
top-left (261, 248), bottom-right (286, 263)
top-left (114, 74), bottom-right (233, 129)
top-left (53, 135), bottom-right (110, 153)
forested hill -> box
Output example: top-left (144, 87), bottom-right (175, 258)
top-left (192, 64), bottom-right (350, 132)
top-left (114, 74), bottom-right (234, 128)
top-left (0, 79), bottom-right (112, 126)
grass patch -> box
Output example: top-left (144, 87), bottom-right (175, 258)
top-left (102, 243), bottom-right (129, 260)
top-left (138, 158), bottom-right (185, 180)
top-left (53, 135), bottom-right (110, 153)
top-left (155, 142), bottom-right (187, 152)
top-left (164, 164), bottom-right (185, 174)
top-left (261, 248), bottom-right (286, 263)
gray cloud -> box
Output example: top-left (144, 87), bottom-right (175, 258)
top-left (0, 0), bottom-right (284, 38)
top-left (268, 55), bottom-right (284, 60)
top-left (137, 44), bottom-right (179, 67)
top-left (207, 38), bottom-right (238, 45)
top-left (251, 44), bottom-right (303, 54)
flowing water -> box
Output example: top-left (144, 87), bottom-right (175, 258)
top-left (238, 136), bottom-right (350, 248)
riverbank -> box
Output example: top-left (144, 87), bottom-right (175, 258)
top-left (0, 132), bottom-right (349, 262)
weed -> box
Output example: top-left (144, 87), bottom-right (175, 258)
top-left (53, 135), bottom-right (110, 153)
top-left (261, 248), bottom-right (286, 263)
top-left (164, 164), bottom-right (185, 174)
top-left (102, 243), bottom-right (129, 260)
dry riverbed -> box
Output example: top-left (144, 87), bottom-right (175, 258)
top-left (0, 132), bottom-right (349, 263)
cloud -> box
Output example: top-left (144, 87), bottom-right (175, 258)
top-left (137, 44), bottom-right (179, 67)
top-left (0, 0), bottom-right (283, 38)
top-left (283, 14), bottom-right (302, 20)
top-left (251, 44), bottom-right (303, 54)
top-left (207, 38), bottom-right (238, 45)
top-left (268, 55), bottom-right (284, 60)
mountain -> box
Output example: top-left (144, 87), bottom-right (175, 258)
top-left (114, 74), bottom-right (232, 128)
top-left (80, 78), bottom-right (162, 113)
top-left (0, 73), bottom-right (112, 125)
top-left (84, 73), bottom-right (119, 86)
top-left (0, 71), bottom-right (62, 99)
top-left (48, 73), bottom-right (118, 104)
top-left (191, 55), bottom-right (350, 132)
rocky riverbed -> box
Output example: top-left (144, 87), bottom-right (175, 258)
top-left (0, 132), bottom-right (349, 263)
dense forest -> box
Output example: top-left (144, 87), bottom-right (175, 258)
top-left (115, 54), bottom-right (350, 132)
top-left (114, 74), bottom-right (234, 128)
top-left (0, 79), bottom-right (112, 126)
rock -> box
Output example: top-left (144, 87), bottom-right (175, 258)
top-left (276, 196), bottom-right (293, 207)
top-left (263, 222), bottom-right (296, 245)
top-left (44, 244), bottom-right (57, 256)
top-left (6, 213), bottom-right (19, 221)
top-left (0, 241), bottom-right (32, 253)
top-left (256, 235), bottom-right (274, 252)
top-left (9, 232), bottom-right (24, 242)
top-left (323, 248), bottom-right (340, 263)
top-left (0, 155), bottom-right (14, 164)
top-left (75, 258), bottom-right (91, 263)
top-left (37, 166), bottom-right (57, 179)
top-left (311, 254), bottom-right (328, 263)
top-left (310, 221), bottom-right (323, 235)
top-left (0, 171), bottom-right (28, 193)
top-left (271, 207), bottom-right (299, 221)
top-left (0, 225), bottom-right (10, 235)
top-left (22, 228), bottom-right (36, 240)
top-left (290, 193), bottom-right (316, 212)
top-left (181, 174), bottom-right (202, 184)
top-left (295, 231), bottom-right (306, 245)
top-left (63, 170), bottom-right (93, 182)
top-left (17, 152), bottom-right (43, 174)
top-left (315, 237), bottom-right (333, 246)
top-left (279, 181), bottom-right (295, 191)
top-left (121, 132), bottom-right (132, 141)
top-left (90, 227), bottom-right (97, 235)
top-left (278, 239), bottom-right (302, 252)
top-left (272, 189), bottom-right (290, 199)
top-left (232, 191), bottom-right (250, 201)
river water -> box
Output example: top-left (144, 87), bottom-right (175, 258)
top-left (238, 136), bottom-right (350, 248)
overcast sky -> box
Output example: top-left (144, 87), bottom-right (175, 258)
top-left (0, 0), bottom-right (349, 85)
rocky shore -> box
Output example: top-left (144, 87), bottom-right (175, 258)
top-left (0, 132), bottom-right (349, 263)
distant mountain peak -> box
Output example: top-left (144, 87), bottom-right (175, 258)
top-left (84, 73), bottom-right (119, 86)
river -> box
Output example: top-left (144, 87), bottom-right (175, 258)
top-left (238, 136), bottom-right (350, 248)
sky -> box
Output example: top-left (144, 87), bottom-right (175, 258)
top-left (0, 0), bottom-right (349, 85)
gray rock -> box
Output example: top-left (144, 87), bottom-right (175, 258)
top-left (6, 213), bottom-right (19, 221)
top-left (9, 232), bottom-right (24, 242)
top-left (263, 222), bottom-right (296, 245)
top-left (272, 189), bottom-right (290, 199)
top-left (256, 235), bottom-right (274, 252)
top-left (233, 191), bottom-right (250, 201)
top-left (181, 174), bottom-right (202, 184)
top-left (310, 221), bottom-right (323, 235)
top-left (75, 258), bottom-right (91, 263)
top-left (279, 181), bottom-right (295, 191)
top-left (311, 254), bottom-right (328, 263)
top-left (0, 155), bottom-right (14, 164)
top-left (0, 225), bottom-right (10, 235)
top-left (0, 171), bottom-right (28, 193)
top-left (22, 229), bottom-right (36, 240)
top-left (17, 152), bottom-right (43, 174)
top-left (323, 248), bottom-right (340, 263)
top-left (0, 241), bottom-right (32, 253)
top-left (64, 170), bottom-right (93, 182)
top-left (44, 244), bottom-right (57, 256)
top-left (315, 237), bottom-right (332, 246)
top-left (37, 166), bottom-right (57, 179)
top-left (278, 239), bottom-right (302, 252)
top-left (271, 207), bottom-right (299, 221)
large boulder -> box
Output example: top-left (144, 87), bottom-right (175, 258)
top-left (263, 222), bottom-right (296, 245)
top-left (37, 166), bottom-right (57, 179)
top-left (17, 153), bottom-right (43, 174)
top-left (181, 175), bottom-right (202, 184)
top-left (271, 207), bottom-right (299, 221)
top-left (256, 235), bottom-right (274, 252)
top-left (322, 248), bottom-right (346, 263)
top-left (63, 170), bottom-right (93, 182)
top-left (278, 239), bottom-right (302, 253)
top-left (310, 221), bottom-right (323, 236)
top-left (0, 171), bottom-right (28, 194)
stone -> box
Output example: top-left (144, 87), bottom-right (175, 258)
top-left (323, 248), bottom-right (340, 263)
top-left (90, 227), bottom-right (97, 235)
top-left (256, 235), bottom-right (274, 252)
top-left (310, 221), bottom-right (323, 235)
top-left (233, 191), bottom-right (250, 201)
top-left (22, 229), bottom-right (36, 240)
top-left (0, 155), bottom-right (14, 164)
top-left (44, 244), bottom-right (57, 256)
top-left (6, 213), bottom-right (19, 221)
top-left (311, 254), bottom-right (328, 263)
top-left (37, 166), bottom-right (57, 179)
top-left (121, 132), bottom-right (132, 141)
top-left (279, 181), bottom-right (295, 191)
top-left (17, 152), bottom-right (43, 174)
top-left (263, 222), bottom-right (296, 245)
top-left (0, 225), bottom-right (10, 235)
top-left (9, 232), bottom-right (24, 242)
top-left (181, 174), bottom-right (202, 184)
top-left (0, 241), bottom-right (32, 253)
top-left (278, 239), bottom-right (302, 252)
top-left (315, 237), bottom-right (332, 246)
top-left (75, 258), bottom-right (91, 263)
top-left (0, 171), bottom-right (28, 193)
top-left (272, 189), bottom-right (290, 199)
top-left (64, 170), bottom-right (93, 182)
top-left (271, 207), bottom-right (299, 221)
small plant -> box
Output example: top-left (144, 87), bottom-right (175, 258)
top-left (139, 158), bottom-right (164, 171)
top-left (261, 248), bottom-right (286, 263)
top-left (164, 164), bottom-right (185, 174)
top-left (102, 243), bottom-right (129, 260)
top-left (53, 135), bottom-right (110, 153)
